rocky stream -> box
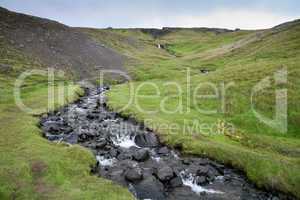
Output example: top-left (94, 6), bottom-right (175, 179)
top-left (40, 87), bottom-right (292, 200)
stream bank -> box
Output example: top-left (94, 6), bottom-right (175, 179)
top-left (40, 87), bottom-right (292, 200)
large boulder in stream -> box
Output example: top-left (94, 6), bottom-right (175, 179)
top-left (134, 176), bottom-right (165, 200)
top-left (95, 138), bottom-right (107, 149)
top-left (125, 168), bottom-right (143, 182)
top-left (133, 149), bottom-right (149, 161)
top-left (170, 176), bottom-right (183, 187)
top-left (157, 166), bottom-right (174, 181)
top-left (134, 132), bottom-right (159, 147)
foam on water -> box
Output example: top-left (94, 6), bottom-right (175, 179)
top-left (216, 176), bottom-right (224, 181)
top-left (103, 119), bottom-right (118, 123)
top-left (180, 171), bottom-right (223, 195)
top-left (151, 156), bottom-right (161, 162)
top-left (111, 134), bottom-right (139, 148)
top-left (171, 151), bottom-right (180, 159)
top-left (96, 156), bottom-right (116, 167)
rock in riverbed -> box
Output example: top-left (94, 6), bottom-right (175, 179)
top-left (133, 149), bottom-right (149, 161)
top-left (134, 176), bottom-right (165, 200)
top-left (125, 168), bottom-right (143, 182)
top-left (134, 132), bottom-right (159, 147)
top-left (157, 166), bottom-right (174, 181)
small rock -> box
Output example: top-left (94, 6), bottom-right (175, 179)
top-left (61, 126), bottom-right (73, 134)
top-left (157, 166), bottom-right (174, 181)
top-left (210, 162), bottom-right (225, 175)
top-left (109, 149), bottom-right (118, 157)
top-left (43, 125), bottom-right (61, 135)
top-left (195, 176), bottom-right (207, 185)
top-left (196, 166), bottom-right (209, 176)
top-left (182, 159), bottom-right (190, 165)
top-left (207, 169), bottom-right (219, 182)
top-left (87, 113), bottom-right (99, 120)
top-left (142, 168), bottom-right (155, 177)
top-left (134, 176), bottom-right (165, 200)
top-left (198, 159), bottom-right (209, 165)
top-left (45, 133), bottom-right (63, 141)
top-left (158, 147), bottom-right (169, 155)
top-left (110, 169), bottom-right (126, 186)
top-left (170, 176), bottom-right (183, 188)
top-left (87, 143), bottom-right (97, 149)
top-left (96, 139), bottom-right (107, 149)
top-left (63, 133), bottom-right (78, 144)
top-left (117, 152), bottom-right (133, 160)
top-left (125, 168), bottom-right (143, 182)
top-left (118, 159), bottom-right (138, 169)
top-left (133, 149), bottom-right (149, 161)
top-left (78, 133), bottom-right (87, 142)
top-left (134, 132), bottom-right (159, 147)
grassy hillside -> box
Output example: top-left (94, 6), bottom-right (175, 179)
top-left (0, 35), bottom-right (133, 199)
top-left (0, 7), bottom-right (125, 80)
top-left (83, 21), bottom-right (300, 197)
top-left (1, 7), bottom-right (299, 199)
top-left (159, 29), bottom-right (254, 57)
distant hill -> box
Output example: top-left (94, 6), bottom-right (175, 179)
top-left (0, 7), bottom-right (125, 80)
top-left (140, 27), bottom-right (234, 38)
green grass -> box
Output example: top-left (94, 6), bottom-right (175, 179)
top-left (0, 38), bottom-right (133, 199)
top-left (1, 20), bottom-right (300, 199)
top-left (86, 22), bottom-right (300, 198)
top-left (160, 29), bottom-right (254, 57)
top-left (0, 80), bottom-right (134, 200)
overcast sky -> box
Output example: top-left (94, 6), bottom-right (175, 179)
top-left (1, 0), bottom-right (299, 29)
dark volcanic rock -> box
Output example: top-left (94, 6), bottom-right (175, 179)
top-left (196, 165), bottom-right (209, 176)
top-left (157, 166), bottom-right (174, 181)
top-left (170, 176), bottom-right (183, 188)
top-left (63, 133), bottom-right (78, 144)
top-left (109, 169), bottom-right (125, 185)
top-left (95, 139), bottom-right (107, 149)
top-left (117, 152), bottom-right (133, 160)
top-left (134, 132), bottom-right (159, 147)
top-left (125, 168), bottom-right (143, 182)
top-left (158, 147), bottom-right (170, 155)
top-left (195, 176), bottom-right (207, 186)
top-left (134, 176), bottom-right (165, 200)
top-left (109, 149), bottom-right (118, 157)
top-left (133, 149), bottom-right (149, 161)
top-left (118, 160), bottom-right (138, 169)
